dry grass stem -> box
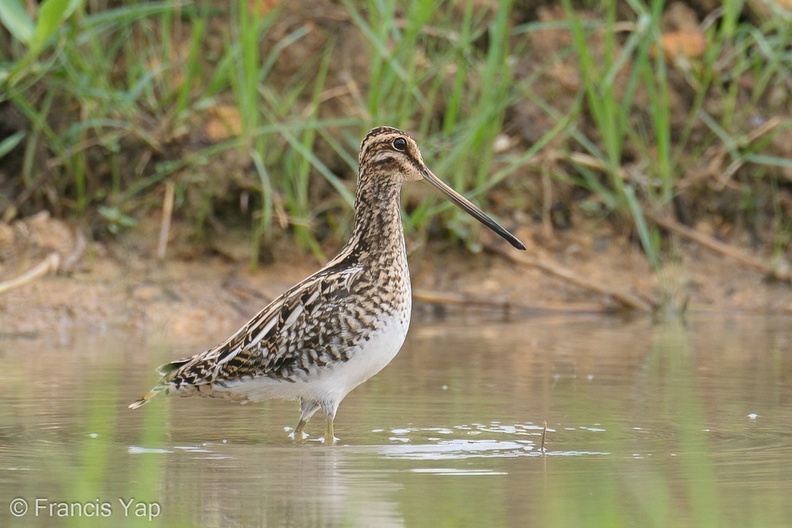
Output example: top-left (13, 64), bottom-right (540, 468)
top-left (650, 214), bottom-right (791, 282)
top-left (0, 252), bottom-right (60, 295)
top-left (157, 182), bottom-right (175, 261)
top-left (486, 242), bottom-right (655, 312)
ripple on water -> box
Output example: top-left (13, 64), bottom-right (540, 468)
top-left (375, 422), bottom-right (609, 460)
top-left (409, 468), bottom-right (509, 476)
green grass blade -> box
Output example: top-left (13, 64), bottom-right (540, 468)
top-left (0, 130), bottom-right (25, 159)
top-left (624, 184), bottom-right (660, 271)
top-left (0, 0), bottom-right (35, 44)
top-left (31, 0), bottom-right (84, 53)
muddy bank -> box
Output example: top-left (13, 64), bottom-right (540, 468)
top-left (1, 213), bottom-right (790, 339)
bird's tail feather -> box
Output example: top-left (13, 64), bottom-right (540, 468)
top-left (128, 357), bottom-right (191, 410)
top-left (128, 390), bottom-right (158, 409)
top-left (157, 357), bottom-right (191, 376)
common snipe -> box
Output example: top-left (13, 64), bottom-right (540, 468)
top-left (129, 126), bottom-right (525, 442)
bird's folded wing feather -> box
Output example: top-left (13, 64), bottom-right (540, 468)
top-left (158, 265), bottom-right (365, 388)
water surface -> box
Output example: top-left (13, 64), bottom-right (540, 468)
top-left (1, 314), bottom-right (791, 527)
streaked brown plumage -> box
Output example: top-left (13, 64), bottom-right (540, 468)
top-left (129, 126), bottom-right (525, 442)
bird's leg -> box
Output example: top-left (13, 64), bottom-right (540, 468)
top-left (292, 399), bottom-right (320, 440)
top-left (293, 419), bottom-right (308, 440)
top-left (321, 403), bottom-right (338, 444)
top-left (323, 418), bottom-right (336, 445)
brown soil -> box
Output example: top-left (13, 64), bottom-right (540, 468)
top-left (2, 2), bottom-right (791, 336)
top-left (2, 212), bottom-right (790, 339)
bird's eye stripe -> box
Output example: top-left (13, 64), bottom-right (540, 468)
top-left (393, 138), bottom-right (407, 151)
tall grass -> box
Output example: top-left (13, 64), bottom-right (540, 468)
top-left (0, 0), bottom-right (790, 267)
top-left (342, 0), bottom-right (517, 246)
top-left (537, 0), bottom-right (791, 272)
top-left (559, 0), bottom-right (674, 270)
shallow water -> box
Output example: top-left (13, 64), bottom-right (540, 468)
top-left (1, 314), bottom-right (792, 527)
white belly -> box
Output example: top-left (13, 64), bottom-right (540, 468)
top-left (217, 311), bottom-right (411, 405)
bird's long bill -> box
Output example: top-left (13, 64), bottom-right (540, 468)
top-left (422, 168), bottom-right (526, 250)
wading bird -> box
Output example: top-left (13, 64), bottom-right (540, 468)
top-left (129, 126), bottom-right (525, 442)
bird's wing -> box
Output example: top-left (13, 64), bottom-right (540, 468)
top-left (150, 264), bottom-right (365, 392)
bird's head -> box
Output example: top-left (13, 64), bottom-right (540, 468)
top-left (357, 126), bottom-right (526, 250)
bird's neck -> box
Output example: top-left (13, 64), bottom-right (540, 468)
top-left (331, 178), bottom-right (406, 267)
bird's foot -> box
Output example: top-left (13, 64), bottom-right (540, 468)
top-left (290, 420), bottom-right (308, 441)
top-left (322, 420), bottom-right (337, 445)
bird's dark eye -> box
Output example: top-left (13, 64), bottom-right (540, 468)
top-left (392, 137), bottom-right (407, 151)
